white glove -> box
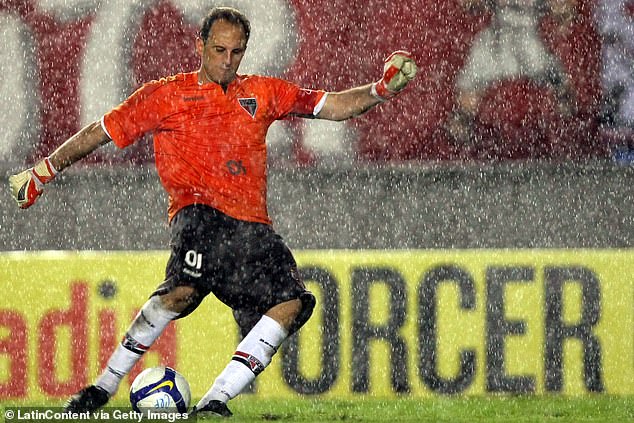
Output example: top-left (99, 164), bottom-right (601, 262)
top-left (9, 157), bottom-right (58, 209)
top-left (372, 51), bottom-right (418, 101)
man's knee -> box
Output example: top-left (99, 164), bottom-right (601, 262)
top-left (287, 291), bottom-right (316, 335)
top-left (264, 292), bottom-right (316, 335)
top-left (158, 285), bottom-right (199, 314)
top-left (265, 298), bottom-right (303, 330)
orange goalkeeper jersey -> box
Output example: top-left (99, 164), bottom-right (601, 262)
top-left (102, 72), bottom-right (325, 224)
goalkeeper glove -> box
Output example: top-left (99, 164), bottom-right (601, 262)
top-left (8, 157), bottom-right (58, 209)
top-left (371, 50), bottom-right (418, 101)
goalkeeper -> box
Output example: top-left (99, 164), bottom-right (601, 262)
top-left (9, 6), bottom-right (416, 418)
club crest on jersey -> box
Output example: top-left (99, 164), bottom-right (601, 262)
top-left (238, 98), bottom-right (258, 118)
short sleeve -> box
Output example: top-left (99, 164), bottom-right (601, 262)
top-left (102, 81), bottom-right (166, 149)
top-left (269, 78), bottom-right (326, 118)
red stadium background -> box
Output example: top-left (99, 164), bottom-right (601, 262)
top-left (1, 0), bottom-right (605, 165)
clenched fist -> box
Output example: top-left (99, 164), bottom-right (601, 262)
top-left (9, 157), bottom-right (58, 209)
top-left (372, 51), bottom-right (418, 101)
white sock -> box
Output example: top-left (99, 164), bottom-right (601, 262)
top-left (95, 346), bottom-right (141, 395)
top-left (96, 296), bottom-right (179, 395)
top-left (196, 315), bottom-right (288, 408)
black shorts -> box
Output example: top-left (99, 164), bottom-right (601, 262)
top-left (154, 204), bottom-right (309, 325)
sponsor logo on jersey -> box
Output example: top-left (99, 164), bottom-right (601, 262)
top-left (226, 160), bottom-right (247, 176)
top-left (183, 96), bottom-right (204, 102)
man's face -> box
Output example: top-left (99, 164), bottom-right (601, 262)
top-left (197, 19), bottom-right (247, 86)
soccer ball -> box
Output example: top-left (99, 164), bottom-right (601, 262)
top-left (129, 367), bottom-right (191, 413)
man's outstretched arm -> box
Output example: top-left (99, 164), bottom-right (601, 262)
top-left (317, 51), bottom-right (418, 121)
top-left (8, 121), bottom-right (110, 209)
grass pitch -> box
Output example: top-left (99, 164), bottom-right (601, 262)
top-left (218, 396), bottom-right (631, 422)
top-left (3, 396), bottom-right (632, 422)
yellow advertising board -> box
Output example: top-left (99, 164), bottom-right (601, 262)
top-left (0, 250), bottom-right (632, 403)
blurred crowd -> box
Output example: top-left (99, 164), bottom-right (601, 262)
top-left (595, 0), bottom-right (634, 163)
top-left (596, 0), bottom-right (634, 128)
top-left (1, 0), bottom-right (633, 166)
top-left (446, 0), bottom-right (578, 148)
top-left (439, 0), bottom-right (633, 163)
top-left (296, 0), bottom-right (634, 164)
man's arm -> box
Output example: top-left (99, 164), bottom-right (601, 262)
top-left (8, 121), bottom-right (111, 209)
top-left (316, 84), bottom-right (382, 121)
top-left (48, 121), bottom-right (111, 171)
top-left (316, 51), bottom-right (418, 121)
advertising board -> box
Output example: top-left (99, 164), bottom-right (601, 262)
top-left (1, 250), bottom-right (631, 402)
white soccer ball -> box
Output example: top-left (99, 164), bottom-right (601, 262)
top-left (129, 367), bottom-right (191, 413)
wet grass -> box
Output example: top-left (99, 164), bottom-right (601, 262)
top-left (223, 396), bottom-right (634, 423)
top-left (3, 396), bottom-right (631, 422)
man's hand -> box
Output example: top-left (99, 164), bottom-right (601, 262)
top-left (9, 158), bottom-right (58, 209)
top-left (372, 51), bottom-right (418, 101)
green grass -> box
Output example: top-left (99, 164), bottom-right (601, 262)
top-left (3, 397), bottom-right (632, 422)
top-left (222, 396), bottom-right (633, 423)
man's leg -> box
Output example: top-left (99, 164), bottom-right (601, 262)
top-left (194, 295), bottom-right (314, 417)
top-left (192, 216), bottom-right (316, 417)
top-left (65, 286), bottom-right (196, 412)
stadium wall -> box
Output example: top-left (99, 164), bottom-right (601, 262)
top-left (1, 162), bottom-right (632, 250)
